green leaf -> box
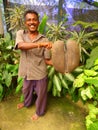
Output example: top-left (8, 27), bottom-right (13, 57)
top-left (11, 64), bottom-right (18, 76)
top-left (88, 104), bottom-right (98, 115)
top-left (6, 64), bottom-right (18, 76)
top-left (0, 84), bottom-right (3, 96)
top-left (15, 78), bottom-right (23, 93)
top-left (2, 69), bottom-right (12, 87)
top-left (73, 78), bottom-right (84, 88)
top-left (86, 46), bottom-right (98, 69)
top-left (88, 121), bottom-right (98, 130)
top-left (86, 118), bottom-right (93, 129)
top-left (6, 64), bottom-right (16, 72)
top-left (93, 66), bottom-right (98, 71)
top-left (73, 73), bottom-right (86, 88)
top-left (64, 73), bottom-right (75, 82)
top-left (94, 59), bottom-right (98, 66)
top-left (2, 70), bottom-right (9, 80)
top-left (81, 89), bottom-right (88, 101)
top-left (38, 14), bottom-right (48, 34)
top-left (5, 73), bottom-right (12, 87)
top-left (84, 69), bottom-right (98, 77)
top-left (86, 86), bottom-right (94, 99)
top-left (4, 33), bottom-right (11, 42)
top-left (80, 86), bottom-right (95, 100)
top-left (20, 94), bottom-right (24, 102)
top-left (61, 78), bottom-right (68, 89)
top-left (85, 77), bottom-right (98, 87)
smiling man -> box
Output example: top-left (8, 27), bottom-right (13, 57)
top-left (15, 10), bottom-right (52, 120)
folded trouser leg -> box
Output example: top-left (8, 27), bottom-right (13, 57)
top-left (22, 77), bottom-right (34, 107)
top-left (34, 76), bottom-right (48, 116)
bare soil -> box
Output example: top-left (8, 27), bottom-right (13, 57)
top-left (0, 94), bottom-right (86, 130)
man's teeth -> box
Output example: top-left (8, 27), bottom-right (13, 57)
top-left (30, 25), bottom-right (34, 27)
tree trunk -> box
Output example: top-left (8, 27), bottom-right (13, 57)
top-left (0, 8), bottom-right (4, 35)
top-left (58, 0), bottom-right (64, 24)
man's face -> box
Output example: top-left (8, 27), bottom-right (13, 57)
top-left (25, 13), bottom-right (39, 33)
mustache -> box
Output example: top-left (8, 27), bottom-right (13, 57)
top-left (29, 24), bottom-right (36, 26)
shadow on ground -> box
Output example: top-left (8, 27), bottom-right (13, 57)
top-left (0, 93), bottom-right (87, 130)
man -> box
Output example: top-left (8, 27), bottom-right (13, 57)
top-left (15, 9), bottom-right (52, 120)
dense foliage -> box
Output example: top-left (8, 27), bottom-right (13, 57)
top-left (1, 5), bottom-right (98, 130)
top-left (73, 52), bottom-right (98, 130)
top-left (0, 33), bottom-right (19, 101)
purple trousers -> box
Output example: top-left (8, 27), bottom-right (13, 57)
top-left (22, 76), bottom-right (48, 116)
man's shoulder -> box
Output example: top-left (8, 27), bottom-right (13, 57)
top-left (16, 29), bottom-right (25, 35)
top-left (39, 33), bottom-right (45, 38)
top-left (38, 34), bottom-right (48, 41)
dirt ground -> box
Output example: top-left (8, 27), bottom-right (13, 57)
top-left (0, 94), bottom-right (87, 130)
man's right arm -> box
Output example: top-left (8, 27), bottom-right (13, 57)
top-left (15, 30), bottom-right (52, 50)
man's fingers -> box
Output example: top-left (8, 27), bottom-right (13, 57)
top-left (46, 44), bottom-right (52, 49)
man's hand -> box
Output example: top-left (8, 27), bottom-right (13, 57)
top-left (38, 42), bottom-right (52, 49)
top-left (46, 42), bottom-right (52, 49)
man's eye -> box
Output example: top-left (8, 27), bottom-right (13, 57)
top-left (26, 19), bottom-right (38, 22)
top-left (26, 19), bottom-right (31, 22)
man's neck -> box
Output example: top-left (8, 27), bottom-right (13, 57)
top-left (29, 30), bottom-right (38, 35)
top-left (28, 31), bottom-right (39, 39)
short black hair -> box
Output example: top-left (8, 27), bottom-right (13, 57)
top-left (24, 9), bottom-right (39, 20)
